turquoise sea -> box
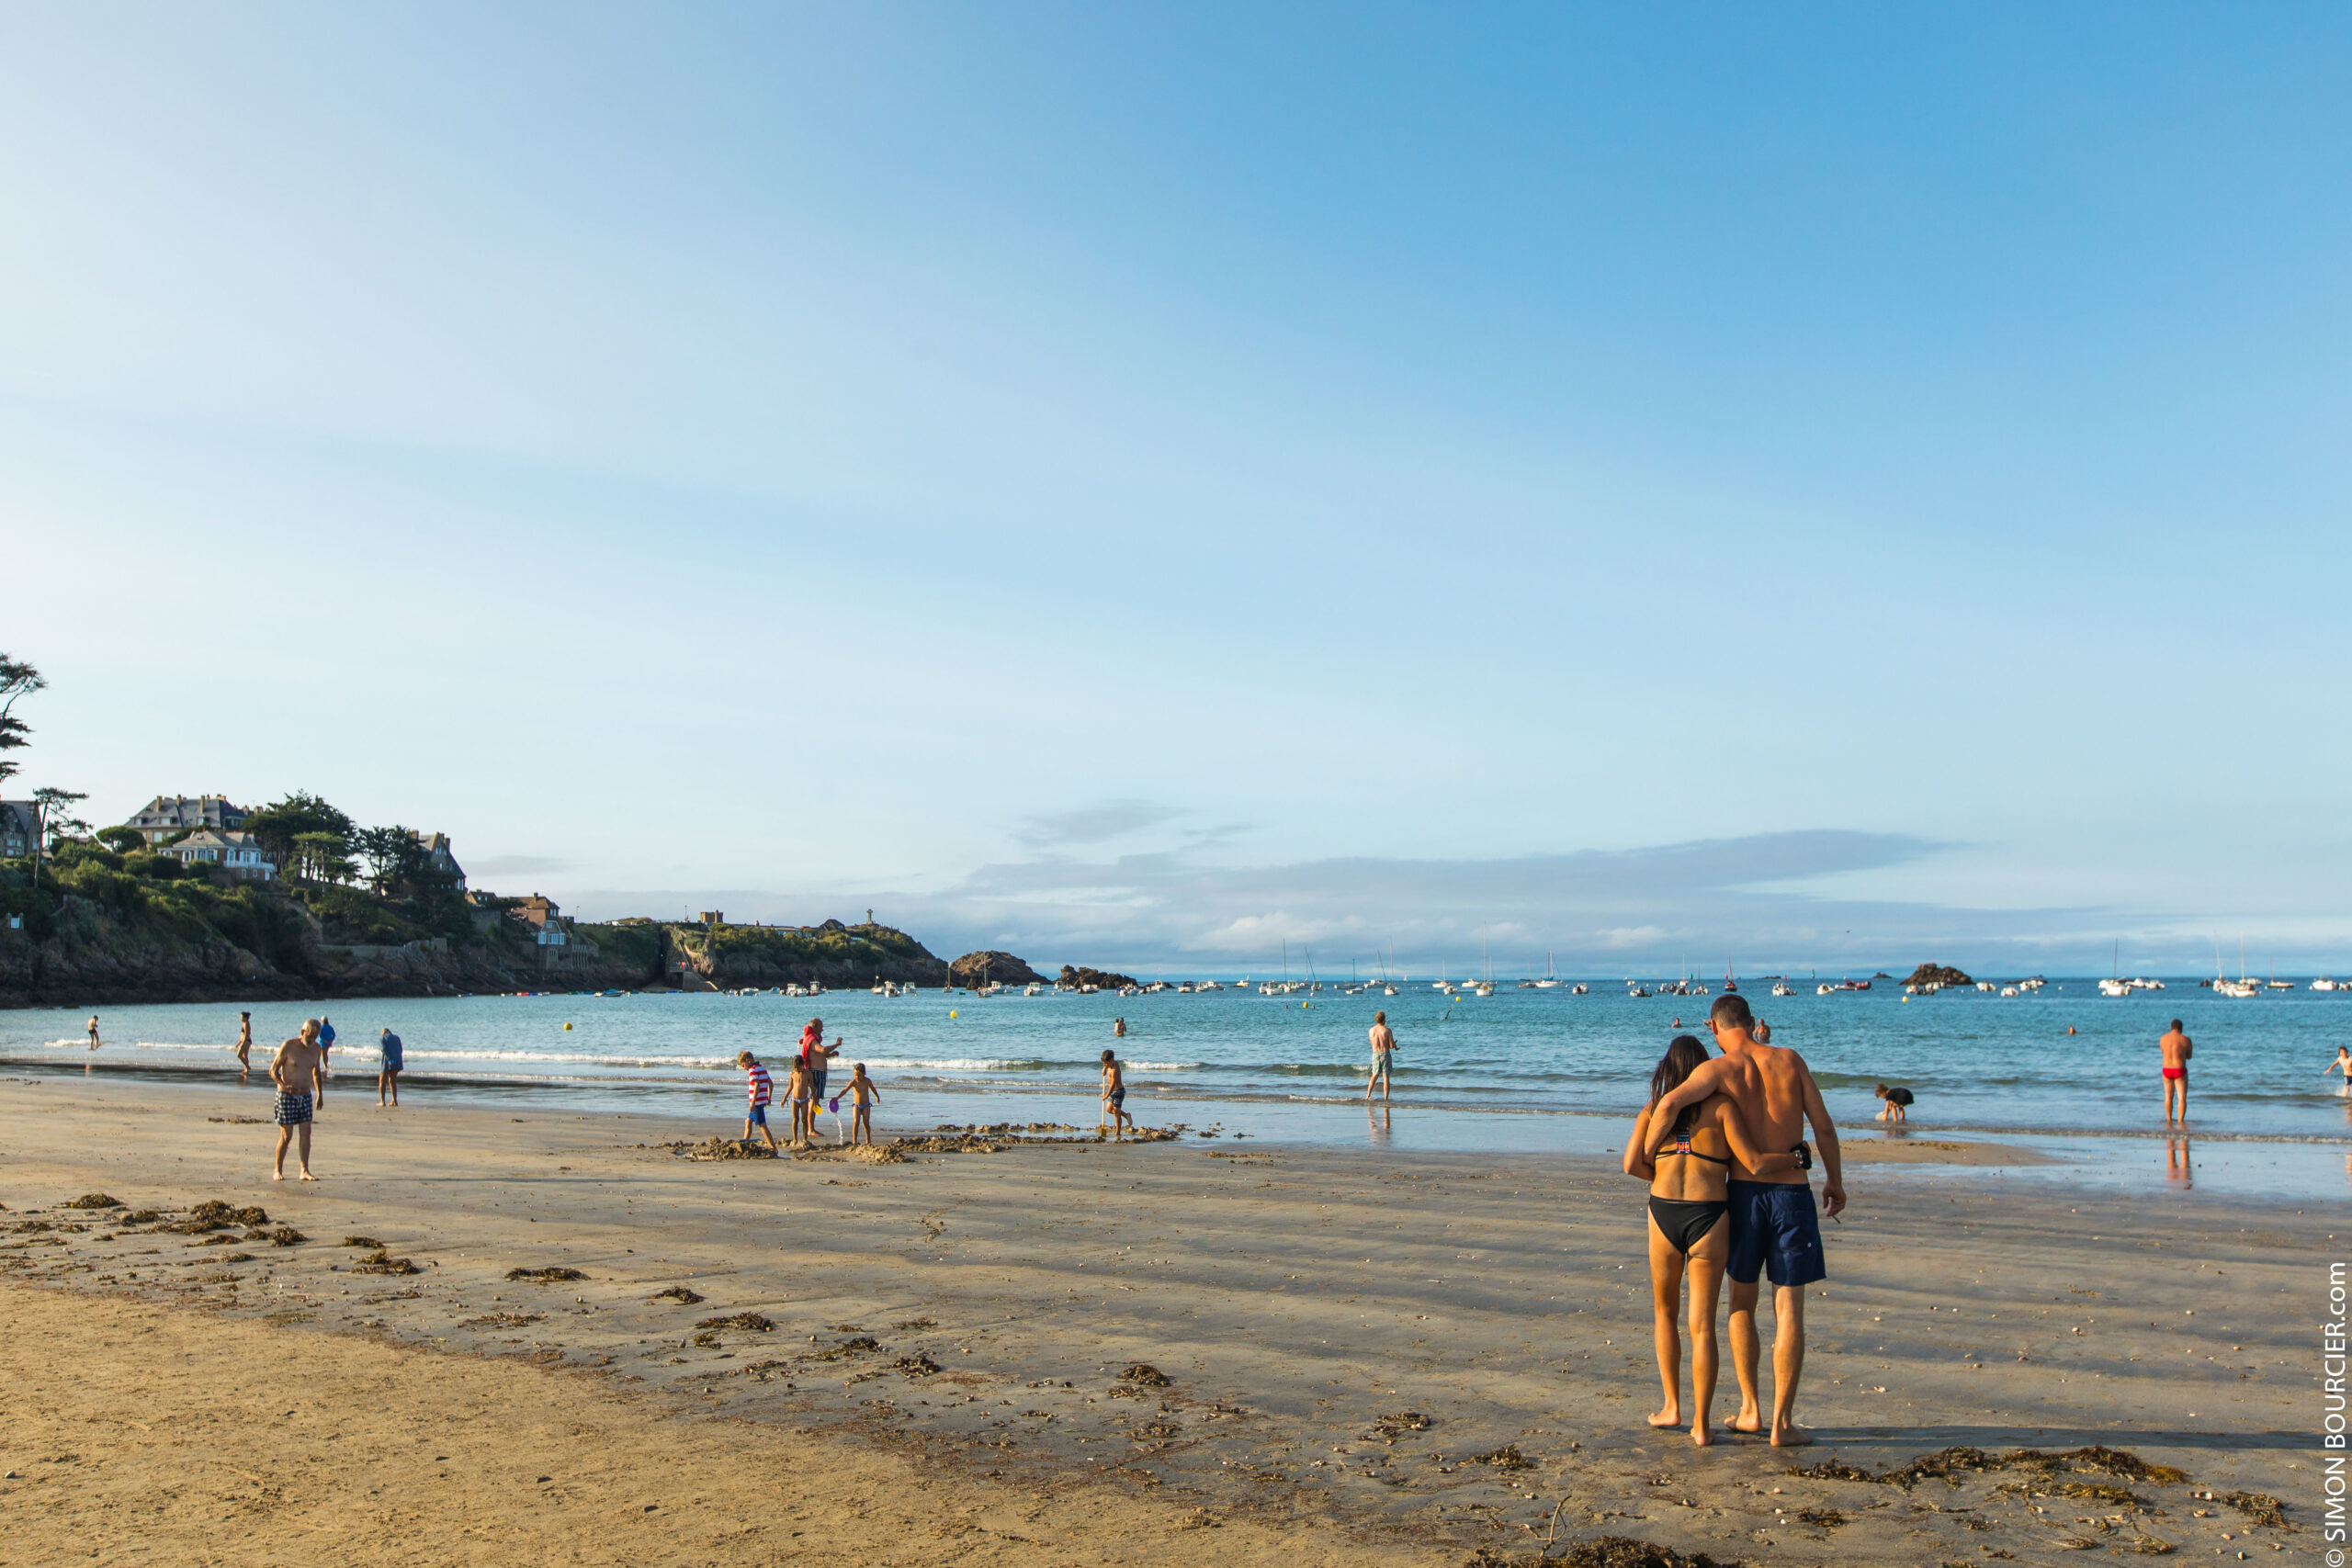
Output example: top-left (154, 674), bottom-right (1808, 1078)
top-left (7, 979), bottom-right (2347, 1197)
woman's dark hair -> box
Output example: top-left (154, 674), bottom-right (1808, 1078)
top-left (1650, 1034), bottom-right (1712, 1140)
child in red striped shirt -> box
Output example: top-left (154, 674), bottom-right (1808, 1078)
top-left (736, 1051), bottom-right (778, 1152)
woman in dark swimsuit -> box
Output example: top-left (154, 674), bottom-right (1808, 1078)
top-left (1623, 1035), bottom-right (1797, 1445)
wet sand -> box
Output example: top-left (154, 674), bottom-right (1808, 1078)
top-left (0, 1076), bottom-right (2328, 1564)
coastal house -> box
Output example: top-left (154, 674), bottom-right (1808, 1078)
top-left (516, 894), bottom-right (561, 931)
top-left (163, 829), bottom-right (277, 881)
top-left (0, 801), bottom-right (35, 858)
top-left (413, 830), bottom-right (466, 886)
top-left (123, 794), bottom-right (249, 846)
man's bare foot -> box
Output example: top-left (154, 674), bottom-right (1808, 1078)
top-left (271, 1171), bottom-right (285, 1181)
top-left (1731, 1404), bottom-right (1763, 1434)
top-left (299, 1171), bottom-right (317, 1181)
top-left (1770, 1418), bottom-right (1813, 1447)
top-left (1646, 1406), bottom-right (1682, 1429)
top-left (1690, 1423), bottom-right (1714, 1447)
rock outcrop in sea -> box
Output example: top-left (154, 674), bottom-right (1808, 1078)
top-left (1903, 962), bottom-right (1974, 989)
top-left (1058, 964), bottom-right (1140, 990)
top-left (950, 951), bottom-right (1045, 987)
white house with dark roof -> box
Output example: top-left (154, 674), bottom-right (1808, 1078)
top-left (123, 794), bottom-right (250, 846)
top-left (163, 829), bottom-right (277, 881)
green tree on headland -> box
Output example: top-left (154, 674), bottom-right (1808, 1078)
top-left (291, 829), bottom-right (358, 886)
top-left (244, 792), bottom-right (355, 882)
top-left (0, 655), bottom-right (93, 888)
top-left (354, 824), bottom-right (425, 893)
top-left (0, 653), bottom-right (41, 786)
top-left (30, 785), bottom-right (90, 888)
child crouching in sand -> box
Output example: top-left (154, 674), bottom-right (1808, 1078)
top-left (737, 1051), bottom-right (779, 1151)
top-left (843, 1063), bottom-right (880, 1145)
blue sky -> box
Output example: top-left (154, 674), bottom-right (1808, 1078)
top-left (5, 5), bottom-right (2348, 974)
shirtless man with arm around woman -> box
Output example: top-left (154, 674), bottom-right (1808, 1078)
top-left (1647, 993), bottom-right (1844, 1446)
top-left (1625, 1034), bottom-right (1798, 1446)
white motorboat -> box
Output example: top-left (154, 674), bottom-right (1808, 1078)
top-left (1771, 981), bottom-right (1794, 997)
top-left (2098, 978), bottom-right (2132, 998)
top-left (1999, 985), bottom-right (2019, 998)
top-left (1569, 983), bottom-right (1587, 995)
top-left (2312, 976), bottom-right (2342, 991)
top-left (1817, 983), bottom-right (1837, 996)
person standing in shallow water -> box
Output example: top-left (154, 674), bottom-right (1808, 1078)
top-left (1366, 1011), bottom-right (1398, 1101)
top-left (2158, 1020), bottom-right (2192, 1125)
top-left (234, 1012), bottom-right (253, 1079)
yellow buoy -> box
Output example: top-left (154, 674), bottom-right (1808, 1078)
top-left (949, 1010), bottom-right (958, 1019)
top-left (563, 1022), bottom-right (572, 1030)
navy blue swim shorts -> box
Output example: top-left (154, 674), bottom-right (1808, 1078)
top-left (1726, 1179), bottom-right (1826, 1288)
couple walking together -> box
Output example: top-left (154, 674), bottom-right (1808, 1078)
top-left (1623, 992), bottom-right (1846, 1447)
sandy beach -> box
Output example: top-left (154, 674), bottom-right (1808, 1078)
top-left (0, 1075), bottom-right (2329, 1565)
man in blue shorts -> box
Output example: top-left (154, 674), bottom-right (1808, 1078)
top-left (1646, 992), bottom-right (1845, 1445)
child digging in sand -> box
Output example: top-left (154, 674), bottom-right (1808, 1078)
top-left (737, 1051), bottom-right (778, 1151)
top-left (843, 1062), bottom-right (881, 1145)
top-left (1874, 1082), bottom-right (1914, 1124)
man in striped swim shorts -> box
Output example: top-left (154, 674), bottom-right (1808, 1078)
top-left (269, 1023), bottom-right (327, 1181)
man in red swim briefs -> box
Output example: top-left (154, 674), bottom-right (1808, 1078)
top-left (2157, 1019), bottom-right (2192, 1126)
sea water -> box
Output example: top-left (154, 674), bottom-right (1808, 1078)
top-left (7, 978), bottom-right (2346, 1148)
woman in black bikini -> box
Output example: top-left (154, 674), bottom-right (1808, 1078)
top-left (1623, 1034), bottom-right (1798, 1445)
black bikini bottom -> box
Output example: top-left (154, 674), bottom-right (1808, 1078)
top-left (1649, 1196), bottom-right (1729, 1257)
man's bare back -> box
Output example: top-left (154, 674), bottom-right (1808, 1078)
top-left (2159, 1026), bottom-right (2192, 1070)
top-left (1654, 1027), bottom-right (1844, 1210)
